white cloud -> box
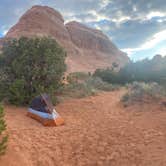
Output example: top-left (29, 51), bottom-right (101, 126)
top-left (64, 16), bottom-right (82, 24)
top-left (0, 25), bottom-right (9, 36)
top-left (93, 24), bottom-right (101, 30)
top-left (100, 0), bottom-right (110, 8)
top-left (155, 47), bottom-right (166, 57)
top-left (146, 11), bottom-right (165, 20)
top-left (111, 16), bottom-right (131, 23)
top-left (122, 48), bottom-right (137, 58)
top-left (2, 30), bottom-right (8, 35)
top-left (64, 9), bottom-right (109, 23)
top-left (87, 10), bottom-right (108, 21)
top-left (122, 30), bottom-right (166, 56)
top-left (157, 18), bottom-right (166, 23)
top-left (140, 30), bottom-right (166, 50)
top-left (101, 25), bottom-right (110, 32)
top-left (133, 6), bottom-right (137, 12)
top-left (63, 11), bottom-right (75, 18)
top-left (82, 10), bottom-right (132, 25)
top-left (135, 11), bottom-right (166, 22)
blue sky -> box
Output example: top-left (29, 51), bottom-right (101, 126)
top-left (0, 0), bottom-right (166, 61)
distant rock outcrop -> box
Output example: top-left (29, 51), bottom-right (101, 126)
top-left (3, 5), bottom-right (129, 72)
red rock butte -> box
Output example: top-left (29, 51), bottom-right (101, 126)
top-left (3, 5), bottom-right (129, 72)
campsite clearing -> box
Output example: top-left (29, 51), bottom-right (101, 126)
top-left (1, 90), bottom-right (166, 166)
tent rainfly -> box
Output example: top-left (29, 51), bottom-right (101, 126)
top-left (27, 94), bottom-right (64, 126)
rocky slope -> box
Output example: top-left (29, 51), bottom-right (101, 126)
top-left (4, 5), bottom-right (129, 72)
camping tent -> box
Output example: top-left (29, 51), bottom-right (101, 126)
top-left (27, 94), bottom-right (64, 126)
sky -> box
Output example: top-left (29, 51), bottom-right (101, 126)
top-left (0, 0), bottom-right (166, 61)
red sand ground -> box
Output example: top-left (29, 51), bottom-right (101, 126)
top-left (0, 90), bottom-right (166, 166)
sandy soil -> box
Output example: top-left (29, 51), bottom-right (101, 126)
top-left (0, 90), bottom-right (166, 166)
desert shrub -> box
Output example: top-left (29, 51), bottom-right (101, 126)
top-left (60, 82), bottom-right (96, 99)
top-left (0, 104), bottom-right (8, 155)
top-left (94, 55), bottom-right (166, 85)
top-left (121, 82), bottom-right (166, 105)
top-left (85, 77), bottom-right (118, 91)
top-left (131, 82), bottom-right (166, 98)
top-left (59, 76), bottom-right (117, 101)
top-left (0, 37), bottom-right (66, 105)
top-left (93, 68), bottom-right (119, 84)
top-left (67, 72), bottom-right (90, 84)
top-left (121, 93), bottom-right (130, 103)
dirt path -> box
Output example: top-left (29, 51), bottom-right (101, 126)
top-left (1, 90), bottom-right (166, 166)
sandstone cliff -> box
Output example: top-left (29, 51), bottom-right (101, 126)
top-left (4, 5), bottom-right (129, 72)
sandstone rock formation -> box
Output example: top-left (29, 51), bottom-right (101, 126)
top-left (4, 5), bottom-right (129, 72)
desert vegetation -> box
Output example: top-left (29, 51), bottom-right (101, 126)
top-left (1, 37), bottom-right (165, 107)
top-left (0, 104), bottom-right (7, 155)
top-left (0, 37), bottom-right (66, 105)
top-left (0, 37), bottom-right (165, 108)
top-left (94, 56), bottom-right (166, 106)
top-left (0, 37), bottom-right (121, 105)
top-left (121, 82), bottom-right (166, 106)
top-left (94, 55), bottom-right (166, 85)
top-left (57, 72), bottom-right (118, 102)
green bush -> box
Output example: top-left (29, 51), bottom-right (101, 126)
top-left (0, 104), bottom-right (8, 155)
top-left (0, 37), bottom-right (66, 105)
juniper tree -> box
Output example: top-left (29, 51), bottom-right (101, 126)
top-left (0, 37), bottom-right (66, 105)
